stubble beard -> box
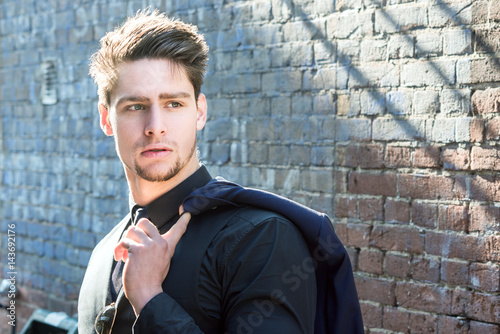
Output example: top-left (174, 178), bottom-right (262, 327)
top-left (133, 141), bottom-right (197, 183)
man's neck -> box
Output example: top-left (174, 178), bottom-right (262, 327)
top-left (126, 163), bottom-right (201, 207)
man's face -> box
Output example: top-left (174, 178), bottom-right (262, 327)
top-left (99, 58), bottom-right (207, 184)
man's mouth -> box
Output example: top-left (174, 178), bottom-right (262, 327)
top-left (142, 145), bottom-right (172, 158)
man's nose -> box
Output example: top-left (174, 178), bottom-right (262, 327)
top-left (145, 105), bottom-right (166, 136)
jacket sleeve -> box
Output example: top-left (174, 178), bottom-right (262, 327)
top-left (133, 215), bottom-right (316, 334)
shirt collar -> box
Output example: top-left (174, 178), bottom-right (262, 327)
top-left (129, 165), bottom-right (213, 229)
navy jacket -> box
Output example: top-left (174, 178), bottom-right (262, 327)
top-left (183, 177), bottom-right (364, 334)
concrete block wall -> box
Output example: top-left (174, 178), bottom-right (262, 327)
top-left (1, 0), bottom-right (499, 332)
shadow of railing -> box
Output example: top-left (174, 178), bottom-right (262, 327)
top-left (281, 0), bottom-right (500, 145)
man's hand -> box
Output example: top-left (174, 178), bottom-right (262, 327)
top-left (114, 209), bottom-right (191, 316)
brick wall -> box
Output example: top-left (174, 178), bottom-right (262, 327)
top-left (1, 0), bottom-right (499, 332)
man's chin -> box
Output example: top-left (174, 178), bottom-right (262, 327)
top-left (135, 162), bottom-right (182, 183)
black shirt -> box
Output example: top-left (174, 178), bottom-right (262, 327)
top-left (109, 166), bottom-right (317, 333)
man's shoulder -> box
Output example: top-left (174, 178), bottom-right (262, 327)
top-left (205, 204), bottom-right (302, 246)
top-left (229, 204), bottom-right (291, 227)
top-left (204, 204), bottom-right (292, 228)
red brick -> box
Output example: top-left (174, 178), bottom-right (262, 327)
top-left (442, 147), bottom-right (470, 170)
top-left (334, 196), bottom-right (357, 218)
top-left (360, 301), bottom-right (382, 328)
top-left (372, 225), bottom-right (424, 253)
top-left (414, 146), bottom-right (441, 168)
top-left (438, 204), bottom-right (468, 232)
top-left (358, 249), bottom-right (384, 274)
top-left (358, 198), bottom-right (384, 221)
top-left (472, 87), bottom-right (500, 114)
top-left (359, 144), bottom-right (384, 168)
top-left (470, 205), bottom-right (500, 233)
top-left (469, 175), bottom-right (500, 201)
top-left (469, 292), bottom-right (500, 323)
top-left (384, 252), bottom-right (411, 279)
top-left (425, 231), bottom-right (450, 257)
top-left (385, 198), bottom-right (410, 224)
top-left (385, 146), bottom-right (412, 168)
top-left (348, 172), bottom-right (397, 196)
top-left (396, 282), bottom-right (453, 314)
top-left (346, 223), bottom-right (371, 248)
top-left (409, 312), bottom-right (438, 334)
top-left (337, 145), bottom-right (358, 167)
top-left (335, 222), bottom-right (348, 244)
top-left (470, 117), bottom-right (484, 142)
top-left (486, 235), bottom-right (500, 262)
top-left (469, 320), bottom-right (500, 334)
top-left (398, 174), bottom-right (455, 200)
top-left (425, 232), bottom-right (487, 262)
top-left (486, 117), bottom-right (500, 140)
top-left (471, 146), bottom-right (500, 170)
top-left (452, 289), bottom-right (471, 315)
top-left (454, 175), bottom-right (469, 200)
top-left (382, 306), bottom-right (409, 333)
top-left (412, 256), bottom-right (440, 283)
top-left (412, 201), bottom-right (438, 228)
top-left (451, 235), bottom-right (487, 262)
top-left (470, 262), bottom-right (500, 292)
top-left (355, 276), bottom-right (396, 305)
top-left (437, 316), bottom-right (468, 334)
top-left (334, 171), bottom-right (348, 193)
top-left (441, 259), bottom-right (469, 286)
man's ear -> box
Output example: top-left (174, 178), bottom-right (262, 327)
top-left (99, 103), bottom-right (114, 136)
top-left (196, 93), bottom-right (208, 131)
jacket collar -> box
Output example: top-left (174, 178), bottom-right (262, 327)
top-left (129, 165), bottom-right (213, 230)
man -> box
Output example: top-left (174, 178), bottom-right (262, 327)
top-left (78, 9), bottom-right (362, 334)
top-left (78, 10), bottom-right (316, 334)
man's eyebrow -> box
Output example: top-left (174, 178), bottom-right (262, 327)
top-left (159, 92), bottom-right (192, 99)
top-left (115, 92), bottom-right (192, 106)
top-left (115, 95), bottom-right (150, 106)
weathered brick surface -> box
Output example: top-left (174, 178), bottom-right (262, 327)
top-left (348, 171), bottom-right (397, 196)
top-left (355, 276), bottom-right (396, 306)
top-left (470, 262), bottom-right (500, 292)
top-left (441, 259), bottom-right (469, 286)
top-left (412, 201), bottom-right (438, 228)
top-left (384, 252), bottom-right (411, 279)
top-left (3, 0), bottom-right (500, 332)
top-left (438, 204), bottom-right (469, 232)
top-left (414, 146), bottom-right (441, 168)
top-left (358, 249), bottom-right (384, 274)
top-left (383, 306), bottom-right (410, 333)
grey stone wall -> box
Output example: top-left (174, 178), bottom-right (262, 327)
top-left (1, 0), bottom-right (500, 332)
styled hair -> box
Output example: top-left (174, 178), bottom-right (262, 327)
top-left (89, 9), bottom-right (209, 107)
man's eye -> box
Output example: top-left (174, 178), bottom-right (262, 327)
top-left (169, 102), bottom-right (181, 108)
top-left (129, 104), bottom-right (144, 111)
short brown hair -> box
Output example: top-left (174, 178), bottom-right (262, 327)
top-left (89, 9), bottom-right (209, 107)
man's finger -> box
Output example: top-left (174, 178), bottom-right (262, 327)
top-left (161, 212), bottom-right (191, 249)
top-left (135, 218), bottom-right (160, 238)
top-left (114, 238), bottom-right (138, 261)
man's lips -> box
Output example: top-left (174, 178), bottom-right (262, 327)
top-left (141, 145), bottom-right (172, 158)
